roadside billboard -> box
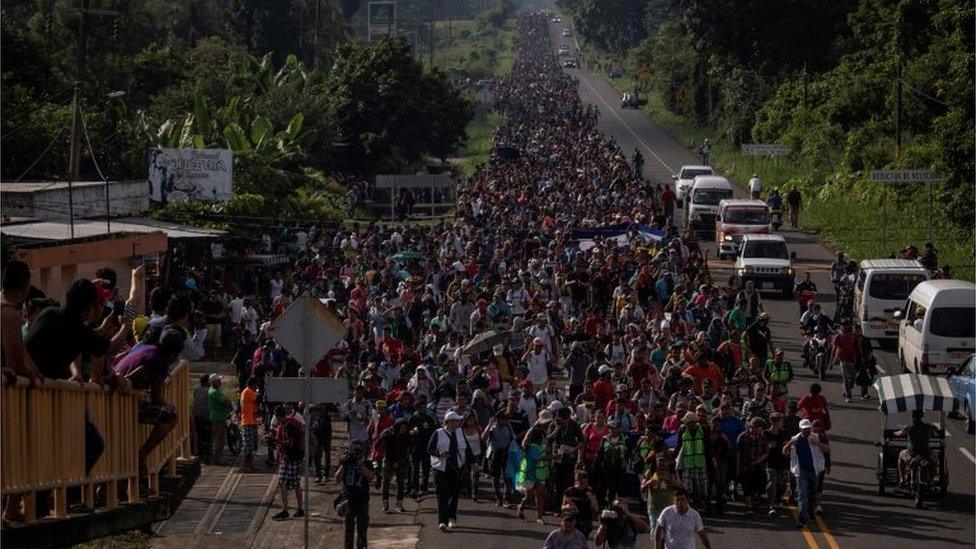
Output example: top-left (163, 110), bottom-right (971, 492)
top-left (367, 1), bottom-right (396, 42)
top-left (148, 147), bottom-right (233, 203)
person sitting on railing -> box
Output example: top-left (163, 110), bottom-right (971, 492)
top-left (1, 261), bottom-right (44, 387)
top-left (146, 293), bottom-right (207, 362)
top-left (25, 279), bottom-right (129, 475)
top-left (112, 326), bottom-right (186, 477)
top-left (1, 260), bottom-right (45, 524)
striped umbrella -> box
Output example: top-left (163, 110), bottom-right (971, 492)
top-left (874, 374), bottom-right (963, 414)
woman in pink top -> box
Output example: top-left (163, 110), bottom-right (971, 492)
top-left (581, 410), bottom-right (609, 467)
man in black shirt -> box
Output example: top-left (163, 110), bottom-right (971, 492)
top-left (548, 407), bottom-right (583, 501)
top-left (762, 413), bottom-right (790, 516)
top-left (25, 279), bottom-right (116, 474)
top-left (746, 313), bottom-right (774, 365)
top-left (562, 470), bottom-right (599, 539)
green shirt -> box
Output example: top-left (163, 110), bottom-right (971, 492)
top-left (727, 308), bottom-right (747, 333)
top-left (209, 387), bottom-right (233, 422)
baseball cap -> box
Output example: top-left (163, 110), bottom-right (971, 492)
top-left (799, 418), bottom-right (814, 429)
top-left (444, 411), bottom-right (463, 422)
top-left (208, 374), bottom-right (222, 382)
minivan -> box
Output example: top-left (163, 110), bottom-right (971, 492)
top-left (685, 175), bottom-right (733, 234)
top-left (672, 165), bottom-right (714, 205)
top-left (896, 279), bottom-right (975, 374)
top-left (715, 199), bottom-right (770, 259)
top-left (854, 259), bottom-right (930, 341)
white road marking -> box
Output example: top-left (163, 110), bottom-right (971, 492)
top-left (959, 446), bottom-right (976, 465)
top-left (577, 71), bottom-right (675, 175)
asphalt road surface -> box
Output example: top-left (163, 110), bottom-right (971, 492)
top-left (412, 22), bottom-right (975, 549)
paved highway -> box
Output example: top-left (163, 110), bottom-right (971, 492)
top-left (411, 22), bottom-right (975, 549)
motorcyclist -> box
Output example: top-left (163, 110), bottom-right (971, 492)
top-left (896, 410), bottom-right (936, 488)
top-left (793, 272), bottom-right (818, 315)
top-left (799, 302), bottom-right (832, 334)
top-left (748, 174), bottom-right (763, 199)
top-left (828, 252), bottom-right (847, 297)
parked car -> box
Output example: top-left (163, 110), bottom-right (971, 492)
top-left (947, 354), bottom-right (975, 433)
top-left (620, 92), bottom-right (648, 109)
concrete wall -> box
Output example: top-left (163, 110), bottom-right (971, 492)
top-left (3, 181), bottom-right (148, 221)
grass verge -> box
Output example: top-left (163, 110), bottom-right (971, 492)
top-left (599, 71), bottom-right (974, 278)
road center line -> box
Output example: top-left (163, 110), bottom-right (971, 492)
top-left (959, 446), bottom-right (976, 465)
top-left (576, 70), bottom-right (675, 176)
top-left (788, 506), bottom-right (821, 549)
top-left (814, 515), bottom-right (841, 549)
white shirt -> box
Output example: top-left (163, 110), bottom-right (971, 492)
top-left (749, 176), bottom-right (763, 194)
top-left (270, 278), bottom-right (283, 299)
top-left (525, 349), bottom-right (550, 386)
top-left (229, 298), bottom-right (244, 324)
top-left (656, 505), bottom-right (704, 549)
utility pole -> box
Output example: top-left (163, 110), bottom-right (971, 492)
top-left (802, 61), bottom-right (808, 107)
top-left (895, 61), bottom-right (903, 161)
top-left (66, 0), bottom-right (90, 239)
top-left (313, 0), bottom-right (320, 67)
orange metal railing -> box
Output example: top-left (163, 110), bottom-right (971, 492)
top-left (1, 361), bottom-right (190, 522)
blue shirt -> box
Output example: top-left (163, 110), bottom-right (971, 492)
top-left (717, 416), bottom-right (746, 456)
top-left (795, 434), bottom-right (815, 473)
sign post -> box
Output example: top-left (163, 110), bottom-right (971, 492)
top-left (741, 144), bottom-right (791, 184)
top-left (266, 295), bottom-right (347, 548)
top-left (869, 170), bottom-right (945, 242)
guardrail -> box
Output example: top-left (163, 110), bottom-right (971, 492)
top-left (1, 361), bottom-right (190, 522)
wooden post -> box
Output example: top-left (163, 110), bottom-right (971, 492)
top-left (23, 492), bottom-right (36, 522)
top-left (105, 480), bottom-right (118, 508)
top-left (83, 482), bottom-right (94, 508)
top-left (127, 476), bottom-right (140, 503)
top-left (53, 484), bottom-right (67, 517)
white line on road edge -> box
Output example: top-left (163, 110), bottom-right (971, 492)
top-left (959, 447), bottom-right (976, 465)
top-left (577, 72), bottom-right (675, 176)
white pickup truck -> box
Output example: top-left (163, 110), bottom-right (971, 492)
top-left (672, 165), bottom-right (713, 206)
top-left (733, 234), bottom-right (796, 297)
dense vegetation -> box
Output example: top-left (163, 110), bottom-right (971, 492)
top-left (1, 0), bottom-right (474, 220)
top-left (560, 0), bottom-right (974, 269)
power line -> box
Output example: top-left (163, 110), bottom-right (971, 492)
top-left (13, 122), bottom-right (70, 182)
top-left (79, 103), bottom-right (109, 181)
top-left (904, 83), bottom-right (949, 107)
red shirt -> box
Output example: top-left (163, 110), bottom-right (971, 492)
top-left (593, 380), bottom-right (614, 409)
top-left (798, 394), bottom-right (829, 424)
top-left (661, 187), bottom-right (677, 205)
top-left (833, 332), bottom-right (859, 362)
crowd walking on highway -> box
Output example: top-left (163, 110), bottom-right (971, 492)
top-left (3, 10), bottom-right (962, 549)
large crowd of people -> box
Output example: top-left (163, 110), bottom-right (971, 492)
top-left (1, 12), bottom-right (893, 549)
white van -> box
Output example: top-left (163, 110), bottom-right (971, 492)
top-left (685, 175), bottom-right (733, 233)
top-left (897, 279), bottom-right (976, 374)
top-left (855, 259), bottom-right (930, 340)
top-left (672, 165), bottom-right (713, 205)
top-left (715, 199), bottom-right (770, 259)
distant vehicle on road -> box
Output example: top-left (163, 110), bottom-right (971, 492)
top-left (947, 354), bottom-right (975, 433)
top-left (620, 92), bottom-right (647, 110)
top-left (733, 234), bottom-right (796, 297)
top-left (672, 164), bottom-right (713, 205)
top-left (562, 58), bottom-right (578, 68)
top-left (715, 199), bottom-right (771, 259)
top-left (686, 175), bottom-right (733, 234)
top-left (895, 279), bottom-right (975, 374)
top-left (854, 259), bottom-right (929, 342)
top-left (562, 28), bottom-right (571, 37)
top-left (552, 17), bottom-right (561, 23)
top-left (557, 45), bottom-right (570, 55)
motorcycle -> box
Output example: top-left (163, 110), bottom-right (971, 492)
top-left (803, 330), bottom-right (831, 380)
top-left (769, 207), bottom-right (783, 230)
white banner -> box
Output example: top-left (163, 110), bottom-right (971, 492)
top-left (148, 148), bottom-right (233, 203)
